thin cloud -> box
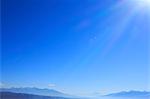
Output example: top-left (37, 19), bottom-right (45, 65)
top-left (0, 82), bottom-right (4, 88)
top-left (48, 83), bottom-right (56, 87)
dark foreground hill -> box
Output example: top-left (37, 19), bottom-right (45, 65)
top-left (0, 92), bottom-right (72, 99)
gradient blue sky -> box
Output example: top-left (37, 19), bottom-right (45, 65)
top-left (1, 0), bottom-right (150, 95)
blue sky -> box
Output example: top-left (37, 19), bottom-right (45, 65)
top-left (1, 0), bottom-right (150, 95)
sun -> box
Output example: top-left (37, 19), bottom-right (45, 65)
top-left (137, 0), bottom-right (150, 6)
top-left (132, 0), bottom-right (150, 9)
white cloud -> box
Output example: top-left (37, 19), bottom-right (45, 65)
top-left (48, 83), bottom-right (56, 87)
top-left (0, 82), bottom-right (4, 88)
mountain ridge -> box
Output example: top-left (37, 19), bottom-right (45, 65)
top-left (0, 91), bottom-right (72, 99)
top-left (105, 90), bottom-right (150, 97)
top-left (0, 87), bottom-right (71, 98)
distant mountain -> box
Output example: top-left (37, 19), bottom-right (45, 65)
top-left (106, 91), bottom-right (150, 97)
top-left (0, 92), bottom-right (71, 99)
top-left (0, 87), bottom-right (70, 98)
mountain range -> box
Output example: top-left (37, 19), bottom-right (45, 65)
top-left (106, 90), bottom-right (150, 97)
top-left (0, 87), bottom-right (150, 99)
top-left (0, 87), bottom-right (70, 98)
top-left (0, 92), bottom-right (72, 99)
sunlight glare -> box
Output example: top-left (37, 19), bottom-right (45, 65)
top-left (132, 0), bottom-right (150, 9)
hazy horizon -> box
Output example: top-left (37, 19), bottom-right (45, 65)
top-left (1, 0), bottom-right (150, 96)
